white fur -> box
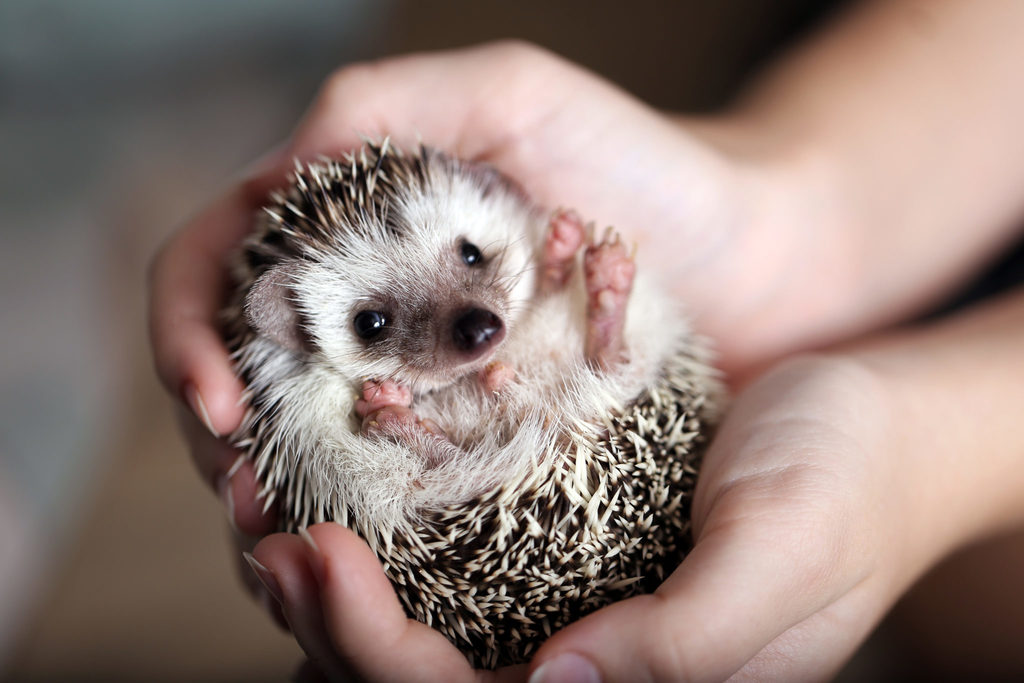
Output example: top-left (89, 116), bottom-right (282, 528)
top-left (235, 154), bottom-right (687, 532)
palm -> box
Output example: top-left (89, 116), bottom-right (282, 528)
top-left (531, 356), bottom-right (922, 681)
top-left (257, 357), bottom-right (918, 681)
top-left (150, 42), bottom-right (854, 682)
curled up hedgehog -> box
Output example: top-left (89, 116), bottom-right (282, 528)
top-left (224, 141), bottom-right (721, 668)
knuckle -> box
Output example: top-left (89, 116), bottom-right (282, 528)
top-left (308, 61), bottom-right (389, 141)
top-left (646, 602), bottom-right (704, 681)
top-left (713, 462), bottom-right (863, 595)
top-left (480, 39), bottom-right (559, 76)
top-left (596, 596), bottom-right (705, 682)
top-left (791, 516), bottom-right (853, 594)
top-left (771, 468), bottom-right (862, 592)
top-left (320, 61), bottom-right (382, 108)
top-left (482, 38), bottom-right (546, 61)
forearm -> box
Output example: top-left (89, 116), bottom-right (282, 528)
top-left (693, 0), bottom-right (1024, 359)
top-left (853, 287), bottom-right (1024, 561)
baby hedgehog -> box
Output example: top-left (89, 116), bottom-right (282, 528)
top-left (224, 141), bottom-right (720, 668)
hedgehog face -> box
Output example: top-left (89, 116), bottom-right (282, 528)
top-left (244, 154), bottom-right (540, 393)
top-left (310, 228), bottom-right (531, 392)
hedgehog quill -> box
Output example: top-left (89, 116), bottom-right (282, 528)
top-left (224, 141), bottom-right (721, 668)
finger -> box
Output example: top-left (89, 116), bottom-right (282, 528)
top-left (288, 42), bottom-right (551, 157)
top-left (174, 402), bottom-right (238, 487)
top-left (251, 533), bottom-right (348, 679)
top-left (235, 534), bottom-right (290, 632)
top-left (148, 184), bottom-right (258, 437)
top-left (175, 405), bottom-right (277, 536)
top-left (302, 523), bottom-right (525, 683)
top-left (221, 457), bottom-right (278, 537)
top-left (148, 145), bottom-right (292, 436)
top-left (530, 483), bottom-right (863, 683)
top-left (149, 42), bottom-right (588, 440)
top-left (730, 581), bottom-right (886, 682)
top-left (283, 42), bottom-right (597, 208)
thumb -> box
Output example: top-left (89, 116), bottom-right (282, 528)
top-left (528, 495), bottom-right (859, 683)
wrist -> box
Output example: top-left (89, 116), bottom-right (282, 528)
top-left (850, 296), bottom-right (1024, 566)
top-left (787, 349), bottom-right (971, 597)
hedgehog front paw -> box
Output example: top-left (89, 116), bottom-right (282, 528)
top-left (357, 379), bottom-right (414, 435)
top-left (584, 227), bottom-right (636, 370)
top-left (540, 208), bottom-right (587, 293)
top-left (479, 360), bottom-right (516, 394)
top-left (355, 379), bottom-right (412, 419)
top-left (357, 379), bottom-right (449, 441)
top-left (361, 403), bottom-right (417, 435)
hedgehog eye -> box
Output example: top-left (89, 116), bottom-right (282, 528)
top-left (460, 241), bottom-right (483, 266)
top-left (353, 310), bottom-right (388, 340)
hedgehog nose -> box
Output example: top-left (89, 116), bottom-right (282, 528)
top-left (452, 308), bottom-right (505, 358)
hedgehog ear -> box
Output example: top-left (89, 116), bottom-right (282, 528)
top-left (245, 264), bottom-right (307, 352)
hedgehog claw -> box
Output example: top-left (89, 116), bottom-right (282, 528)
top-left (357, 379), bottom-right (453, 443)
top-left (480, 361), bottom-right (516, 394)
top-left (356, 379), bottom-right (412, 419)
top-left (361, 404), bottom-right (417, 436)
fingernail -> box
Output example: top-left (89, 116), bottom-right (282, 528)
top-left (185, 383), bottom-right (220, 437)
top-left (243, 552), bottom-right (283, 605)
top-left (298, 527), bottom-right (325, 584)
top-left (529, 653), bottom-right (602, 683)
top-left (265, 593), bottom-right (291, 632)
top-left (217, 474), bottom-right (238, 533)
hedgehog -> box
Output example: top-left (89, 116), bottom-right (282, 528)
top-left (224, 141), bottom-right (721, 668)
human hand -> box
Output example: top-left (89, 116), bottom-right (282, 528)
top-left (248, 524), bottom-right (528, 681)
top-left (247, 353), bottom-right (959, 681)
top-left (529, 355), bottom-right (930, 681)
top-left (529, 284), bottom-right (1024, 681)
top-left (148, 41), bottom-right (821, 611)
top-left (149, 31), bottom-right (1024, 677)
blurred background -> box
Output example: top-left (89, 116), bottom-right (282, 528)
top-left (4, 0), bottom-right (1015, 680)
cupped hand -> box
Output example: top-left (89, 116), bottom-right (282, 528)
top-left (248, 353), bottom-right (950, 682)
top-left (249, 524), bottom-right (528, 682)
top-left (148, 41), bottom-right (804, 607)
top-left (530, 354), bottom-right (943, 682)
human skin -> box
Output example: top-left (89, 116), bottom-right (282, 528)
top-left (147, 0), bottom-right (1024, 679)
top-left (251, 286), bottom-right (1024, 681)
